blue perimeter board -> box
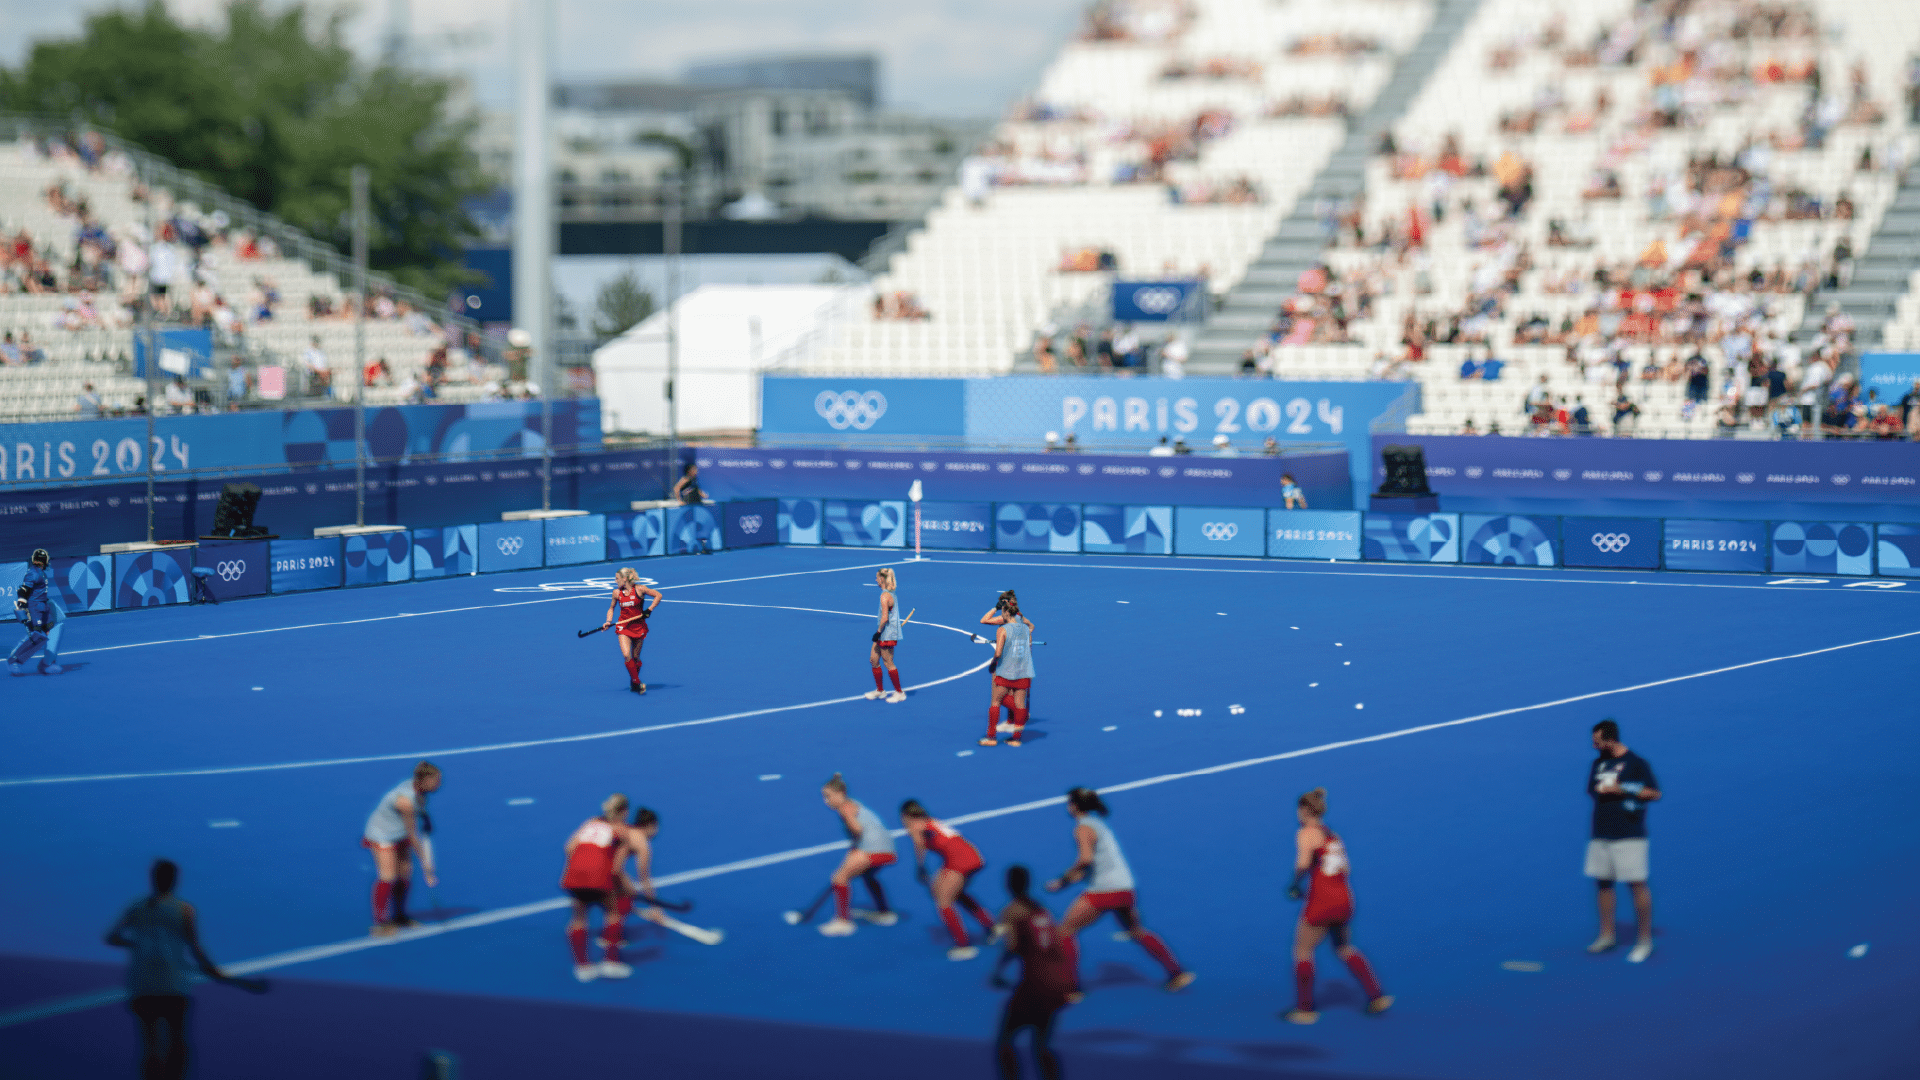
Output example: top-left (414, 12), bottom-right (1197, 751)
top-left (2, 547), bottom-right (1916, 1080)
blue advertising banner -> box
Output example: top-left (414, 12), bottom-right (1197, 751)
top-left (776, 499), bottom-right (821, 546)
top-left (1370, 434), bottom-right (1920, 507)
top-left (411, 526), bottom-right (477, 578)
top-left (725, 501), bottom-right (777, 549)
top-left (606, 510), bottom-right (665, 560)
top-left (1771, 521), bottom-right (1874, 576)
top-left (343, 532), bottom-right (413, 586)
top-left (1111, 280), bottom-right (1205, 322)
top-left (823, 500), bottom-right (906, 547)
top-left (1858, 353), bottom-right (1920, 403)
top-left (271, 538), bottom-right (343, 592)
top-left (114, 548), bottom-right (194, 607)
top-left (912, 501), bottom-right (993, 550)
top-left (49, 554), bottom-right (113, 611)
top-left (1664, 519), bottom-right (1767, 573)
top-left (1364, 512), bottom-right (1460, 563)
top-left (0, 562), bottom-right (21, 602)
top-left (1268, 510), bottom-right (1362, 560)
top-left (1174, 506), bottom-right (1267, 557)
top-left (667, 505), bottom-right (723, 555)
top-left (0, 400), bottom-right (603, 490)
top-left (995, 503), bottom-right (1081, 552)
top-left (1876, 523), bottom-right (1920, 578)
top-left (1461, 514), bottom-right (1559, 567)
top-left (694, 446), bottom-right (1349, 511)
top-left (1561, 517), bottom-right (1661, 569)
top-left (760, 378), bottom-right (967, 438)
top-left (1082, 505), bottom-right (1173, 554)
top-left (196, 541), bottom-right (270, 598)
top-left (544, 514), bottom-right (609, 566)
top-left (477, 521), bottom-right (543, 573)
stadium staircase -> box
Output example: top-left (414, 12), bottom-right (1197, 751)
top-left (1840, 165), bottom-right (1920, 347)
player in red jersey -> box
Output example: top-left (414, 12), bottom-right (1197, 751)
top-left (991, 865), bottom-right (1077, 1080)
top-left (602, 568), bottom-right (662, 693)
top-left (605, 806), bottom-right (668, 947)
top-left (901, 800), bottom-right (997, 960)
top-left (1283, 787), bottom-right (1390, 1023)
top-left (561, 794), bottom-right (633, 982)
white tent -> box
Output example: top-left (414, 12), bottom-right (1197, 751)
top-left (592, 284), bottom-right (861, 435)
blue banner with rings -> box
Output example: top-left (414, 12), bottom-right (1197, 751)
top-left (1111, 279), bottom-right (1206, 322)
top-left (824, 500), bottom-right (906, 547)
top-left (1770, 521), bottom-right (1874, 576)
top-left (411, 526), bottom-right (477, 578)
top-left (777, 499), bottom-right (822, 546)
top-left (477, 521), bottom-right (543, 573)
top-left (725, 501), bottom-right (777, 549)
top-left (271, 538), bottom-right (343, 592)
top-left (1364, 512), bottom-right (1459, 563)
top-left (1664, 519), bottom-right (1767, 573)
top-left (197, 541), bottom-right (270, 598)
top-left (606, 511), bottom-right (665, 560)
top-left (995, 503), bottom-right (1081, 553)
top-left (913, 501), bottom-right (994, 550)
top-left (1268, 510), bottom-right (1362, 560)
top-left (114, 548), bottom-right (194, 607)
top-left (1562, 517), bottom-right (1661, 570)
top-left (1082, 505), bottom-right (1173, 555)
top-left (1460, 514), bottom-right (1559, 567)
top-left (544, 515), bottom-right (609, 566)
top-left (1174, 506), bottom-right (1267, 557)
top-left (49, 554), bottom-right (113, 611)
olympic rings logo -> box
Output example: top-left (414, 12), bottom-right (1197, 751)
top-left (814, 390), bottom-right (888, 430)
top-left (215, 560), bottom-right (247, 582)
top-left (738, 515), bottom-right (763, 534)
top-left (497, 537), bottom-right (524, 555)
top-left (1591, 533), bottom-right (1631, 553)
top-left (1132, 286), bottom-right (1182, 314)
top-left (1200, 522), bottom-right (1239, 541)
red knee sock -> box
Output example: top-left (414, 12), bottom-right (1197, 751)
top-left (1343, 949), bottom-right (1383, 999)
top-left (833, 883), bottom-right (851, 920)
top-left (602, 918), bottom-right (624, 962)
top-left (568, 925), bottom-right (590, 965)
top-left (872, 667), bottom-right (885, 692)
top-left (615, 892), bottom-right (634, 919)
top-left (625, 657), bottom-right (640, 682)
top-left (371, 880), bottom-right (392, 924)
top-left (960, 894), bottom-right (995, 931)
top-left (888, 667), bottom-right (902, 692)
top-left (940, 906), bottom-right (970, 947)
top-left (1011, 707), bottom-right (1028, 736)
top-left (986, 704), bottom-right (1001, 737)
top-left (1294, 960), bottom-right (1316, 1011)
top-left (1133, 928), bottom-right (1183, 978)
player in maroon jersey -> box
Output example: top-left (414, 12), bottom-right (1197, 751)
top-left (561, 794), bottom-right (633, 982)
top-left (602, 568), bottom-right (661, 693)
top-left (1282, 787), bottom-right (1390, 1023)
top-left (991, 865), bottom-right (1077, 1080)
top-left (605, 806), bottom-right (669, 947)
top-left (901, 800), bottom-right (997, 959)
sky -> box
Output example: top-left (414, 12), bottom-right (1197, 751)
top-left (0, 0), bottom-right (1085, 117)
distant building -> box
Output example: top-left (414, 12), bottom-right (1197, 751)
top-left (683, 53), bottom-right (880, 109)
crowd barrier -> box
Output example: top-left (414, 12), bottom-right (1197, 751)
top-left (7, 501), bottom-right (1914, 618)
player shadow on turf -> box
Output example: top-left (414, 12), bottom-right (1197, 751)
top-left (1060, 1029), bottom-right (1330, 1064)
top-left (1084, 961), bottom-right (1154, 988)
top-left (411, 906), bottom-right (481, 923)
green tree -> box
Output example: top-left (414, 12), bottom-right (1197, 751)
top-left (2, 1), bottom-right (487, 293)
top-left (592, 270), bottom-right (655, 341)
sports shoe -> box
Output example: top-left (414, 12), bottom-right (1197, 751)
top-left (1366, 994), bottom-right (1395, 1015)
top-left (1007, 737), bottom-right (1022, 747)
top-left (599, 960), bottom-right (632, 979)
top-left (6, 661), bottom-right (24, 677)
top-left (818, 918), bottom-right (856, 937)
top-left (629, 680), bottom-right (642, 693)
top-left (1164, 971), bottom-right (1197, 993)
top-left (859, 910), bottom-right (899, 926)
top-left (864, 689), bottom-right (884, 700)
top-left (636, 683), bottom-right (646, 695)
top-left (885, 690), bottom-right (907, 703)
top-left (38, 662), bottom-right (61, 674)
top-left (1586, 933), bottom-right (1617, 954)
top-left (1627, 939), bottom-right (1654, 964)
top-left (977, 738), bottom-right (998, 747)
top-left (368, 923), bottom-right (398, 938)
top-left (947, 945), bottom-right (980, 961)
top-left (1280, 1009), bottom-right (1319, 1025)
top-left (574, 963), bottom-right (601, 982)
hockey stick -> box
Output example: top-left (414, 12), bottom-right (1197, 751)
top-left (655, 913), bottom-right (725, 945)
top-left (782, 885), bottom-right (834, 925)
top-left (580, 611), bottom-right (651, 638)
top-left (970, 633), bottom-right (1047, 645)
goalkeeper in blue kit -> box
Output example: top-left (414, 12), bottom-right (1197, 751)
top-left (10, 548), bottom-right (65, 676)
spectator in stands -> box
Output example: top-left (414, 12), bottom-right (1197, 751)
top-left (1901, 379), bottom-right (1920, 441)
top-left (1611, 392), bottom-right (1640, 435)
top-left (1460, 419), bottom-right (1479, 435)
top-left (1211, 434), bottom-right (1236, 457)
top-left (1262, 437), bottom-right (1279, 456)
top-left (164, 377), bottom-right (192, 414)
top-left (1032, 336), bottom-right (1057, 374)
top-left (303, 336), bottom-right (332, 399)
top-left (226, 358), bottom-right (251, 405)
top-left (1571, 396), bottom-right (1592, 435)
top-left (365, 358), bottom-right (392, 388)
top-left (1149, 436), bottom-right (1175, 457)
top-left (76, 383), bottom-right (102, 418)
top-left (0, 333), bottom-right (20, 366)
top-left (1113, 325), bottom-right (1143, 370)
top-left (1798, 352), bottom-right (1831, 429)
top-left (1173, 437), bottom-right (1192, 455)
top-left (1160, 334), bottom-right (1187, 378)
top-left (1525, 374), bottom-right (1551, 415)
top-left (1684, 352), bottom-right (1710, 404)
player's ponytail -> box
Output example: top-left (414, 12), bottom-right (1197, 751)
top-left (631, 807), bottom-right (658, 829)
top-left (1066, 787), bottom-right (1108, 816)
top-left (877, 568), bottom-right (896, 591)
top-left (998, 589), bottom-right (1019, 615)
top-left (1297, 787), bottom-right (1328, 818)
top-left (1006, 864), bottom-right (1032, 899)
top-left (824, 773), bottom-right (848, 796)
top-left (615, 567), bottom-right (639, 588)
top-left (899, 798), bottom-right (928, 820)
top-left (603, 793), bottom-right (630, 819)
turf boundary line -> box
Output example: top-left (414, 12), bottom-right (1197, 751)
top-left (7, 625), bottom-right (1917, 1028)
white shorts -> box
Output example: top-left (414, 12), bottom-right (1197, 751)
top-left (1585, 838), bottom-right (1649, 883)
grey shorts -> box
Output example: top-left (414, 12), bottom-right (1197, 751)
top-left (1585, 838), bottom-right (1649, 883)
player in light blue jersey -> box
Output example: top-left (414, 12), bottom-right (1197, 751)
top-left (817, 773), bottom-right (900, 937)
top-left (980, 591), bottom-right (1036, 747)
top-left (865, 568), bottom-right (907, 703)
top-left (1046, 787), bottom-right (1195, 993)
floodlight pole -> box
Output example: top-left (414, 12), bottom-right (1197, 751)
top-left (141, 178), bottom-right (156, 544)
top-left (351, 164), bottom-right (369, 526)
top-left (665, 169), bottom-right (682, 483)
top-left (513, 0), bottom-right (555, 509)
